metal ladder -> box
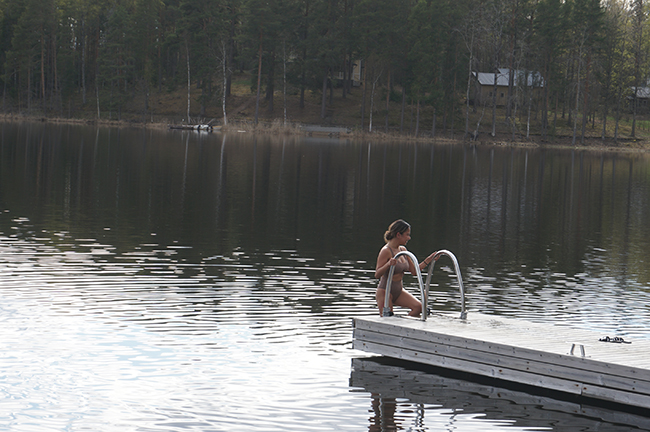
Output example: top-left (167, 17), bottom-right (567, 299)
top-left (383, 249), bottom-right (467, 321)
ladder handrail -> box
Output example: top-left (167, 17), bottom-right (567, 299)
top-left (383, 249), bottom-right (467, 321)
top-left (425, 249), bottom-right (467, 320)
top-left (383, 251), bottom-right (426, 321)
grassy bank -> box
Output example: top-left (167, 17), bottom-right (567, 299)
top-left (4, 71), bottom-right (650, 152)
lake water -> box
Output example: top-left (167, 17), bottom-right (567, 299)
top-left (1, 122), bottom-right (650, 431)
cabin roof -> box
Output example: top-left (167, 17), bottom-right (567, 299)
top-left (634, 86), bottom-right (650, 99)
top-left (473, 68), bottom-right (544, 87)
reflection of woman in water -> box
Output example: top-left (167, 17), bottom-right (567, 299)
top-left (369, 394), bottom-right (396, 432)
top-left (375, 219), bottom-right (438, 317)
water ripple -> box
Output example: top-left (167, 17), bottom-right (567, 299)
top-left (2, 232), bottom-right (649, 431)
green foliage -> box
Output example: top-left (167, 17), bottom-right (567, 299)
top-left (0, 0), bottom-right (642, 138)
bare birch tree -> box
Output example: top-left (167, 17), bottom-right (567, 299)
top-left (458, 4), bottom-right (483, 140)
top-left (484, 0), bottom-right (508, 137)
top-left (369, 66), bottom-right (382, 133)
top-left (631, 0), bottom-right (645, 138)
top-left (221, 41), bottom-right (228, 126)
top-left (186, 38), bottom-right (191, 124)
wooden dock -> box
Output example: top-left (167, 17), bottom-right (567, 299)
top-left (299, 125), bottom-right (351, 136)
top-left (352, 312), bottom-right (650, 410)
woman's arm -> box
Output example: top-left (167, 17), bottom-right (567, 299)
top-left (403, 247), bottom-right (419, 275)
top-left (374, 247), bottom-right (396, 279)
top-left (418, 251), bottom-right (441, 271)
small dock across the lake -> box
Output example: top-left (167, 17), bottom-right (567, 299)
top-left (352, 312), bottom-right (650, 410)
top-left (300, 125), bottom-right (351, 136)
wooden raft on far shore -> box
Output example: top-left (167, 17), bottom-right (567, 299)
top-left (352, 312), bottom-right (650, 410)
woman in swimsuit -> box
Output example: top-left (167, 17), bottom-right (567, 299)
top-left (375, 219), bottom-right (439, 317)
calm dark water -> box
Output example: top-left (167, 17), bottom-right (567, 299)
top-left (1, 121), bottom-right (650, 431)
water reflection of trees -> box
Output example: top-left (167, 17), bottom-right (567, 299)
top-left (2, 123), bottom-right (650, 289)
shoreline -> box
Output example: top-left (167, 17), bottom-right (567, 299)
top-left (3, 113), bottom-right (650, 154)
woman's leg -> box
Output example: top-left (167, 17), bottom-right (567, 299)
top-left (394, 290), bottom-right (422, 317)
top-left (375, 289), bottom-right (392, 315)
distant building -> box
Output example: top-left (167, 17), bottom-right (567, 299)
top-left (333, 60), bottom-right (364, 87)
top-left (629, 86), bottom-right (650, 112)
top-left (471, 68), bottom-right (544, 107)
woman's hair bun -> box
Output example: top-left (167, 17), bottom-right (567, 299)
top-left (384, 219), bottom-right (410, 242)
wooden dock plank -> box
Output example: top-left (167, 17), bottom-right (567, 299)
top-left (352, 312), bottom-right (650, 409)
top-left (354, 314), bottom-right (650, 372)
top-left (581, 383), bottom-right (650, 408)
top-left (353, 328), bottom-right (650, 394)
top-left (354, 339), bottom-right (585, 395)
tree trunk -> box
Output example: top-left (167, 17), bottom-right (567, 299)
top-left (348, 57), bottom-right (354, 95)
top-left (581, 51), bottom-right (591, 144)
top-left (506, 1), bottom-right (517, 120)
top-left (82, 29), bottom-right (87, 105)
top-left (632, 0), bottom-right (643, 138)
top-left (321, 69), bottom-right (328, 119)
top-left (601, 102), bottom-right (608, 141)
top-left (158, 29), bottom-right (163, 92)
top-left (361, 73), bottom-right (367, 131)
top-left (431, 107), bottom-right (436, 138)
top-left (506, 65), bottom-right (514, 119)
top-left (283, 41), bottom-right (287, 126)
top-left (186, 38), bottom-right (191, 123)
top-left (95, 78), bottom-right (100, 119)
top-left (526, 92), bottom-right (532, 139)
top-left (410, 99), bottom-right (414, 134)
top-left (541, 59), bottom-right (550, 140)
top-left (329, 69), bottom-right (334, 105)
top-left (632, 88), bottom-right (638, 137)
top-left (400, 86), bottom-right (406, 134)
top-left (415, 98), bottom-right (420, 137)
top-left (40, 33), bottom-right (46, 106)
top-left (254, 30), bottom-right (263, 125)
top-left (491, 68), bottom-right (498, 137)
top-left (27, 68), bottom-right (31, 111)
top-left (553, 92), bottom-right (558, 133)
top-left (266, 50), bottom-right (275, 113)
top-left (300, 45), bottom-right (306, 109)
top-left (52, 28), bottom-right (61, 112)
top-left (200, 83), bottom-right (206, 117)
top-left (342, 55), bottom-right (347, 99)
top-left (226, 19), bottom-right (236, 97)
top-left (385, 69), bottom-right (390, 133)
top-left (465, 52), bottom-right (473, 139)
top-left (222, 41), bottom-right (228, 126)
top-left (300, 71), bottom-right (306, 109)
top-left (451, 53), bottom-right (458, 138)
top-left (369, 69), bottom-right (379, 132)
top-left (299, 1), bottom-right (309, 109)
top-left (369, 79), bottom-right (375, 132)
top-left (571, 52), bottom-right (581, 146)
top-left (614, 85), bottom-right (622, 142)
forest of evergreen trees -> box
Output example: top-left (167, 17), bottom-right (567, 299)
top-left (0, 0), bottom-right (647, 141)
